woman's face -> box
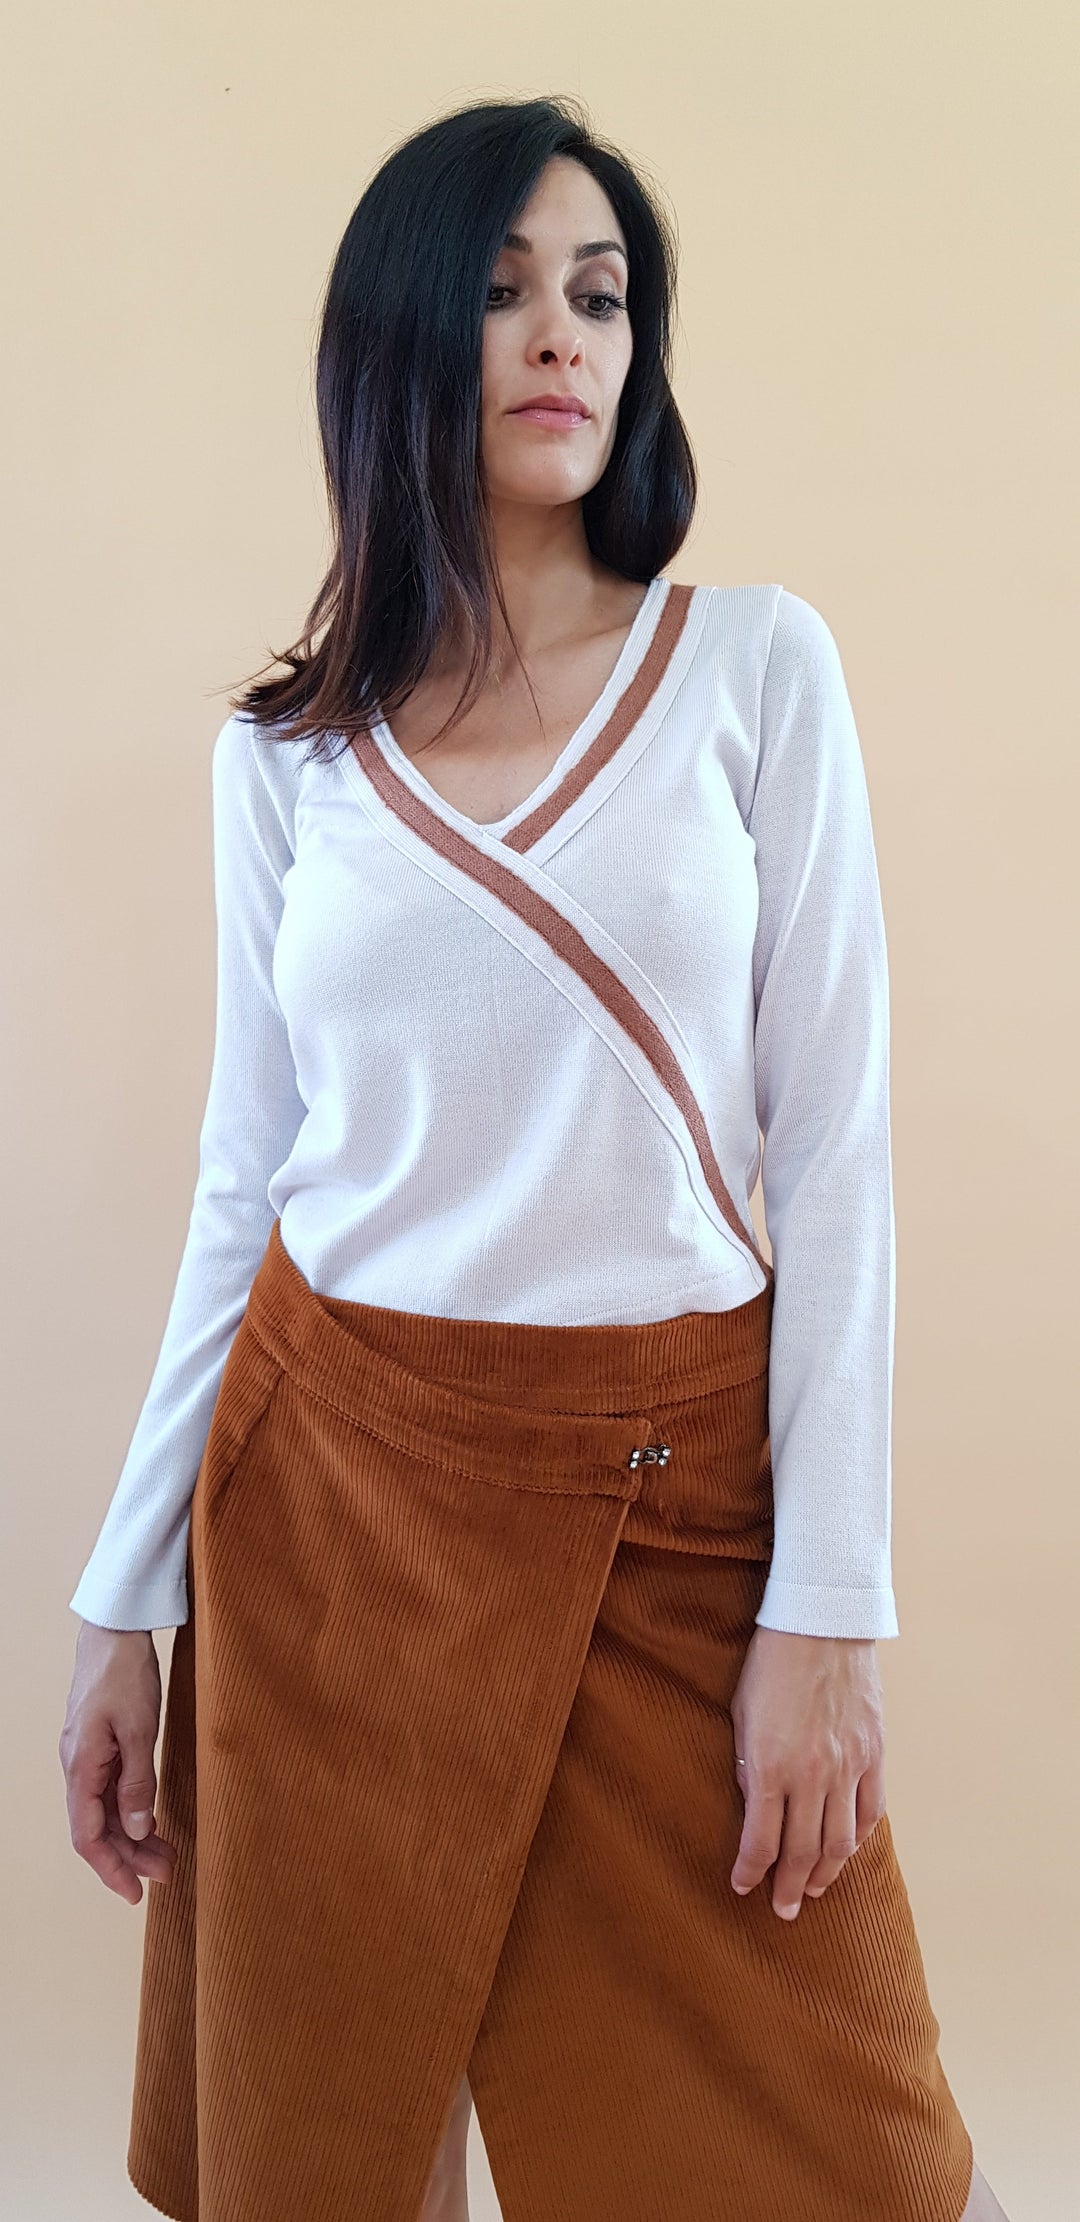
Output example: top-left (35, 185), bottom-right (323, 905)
top-left (479, 155), bottom-right (633, 513)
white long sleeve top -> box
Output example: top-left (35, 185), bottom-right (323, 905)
top-left (68, 578), bottom-right (898, 1640)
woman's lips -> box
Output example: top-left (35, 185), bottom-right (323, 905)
top-left (511, 405), bottom-right (591, 428)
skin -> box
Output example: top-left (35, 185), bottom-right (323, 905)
top-left (59, 150), bottom-right (1009, 2222)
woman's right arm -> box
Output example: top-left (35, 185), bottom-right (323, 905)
top-left (61, 712), bottom-right (306, 1895)
top-left (67, 712), bottom-right (306, 1633)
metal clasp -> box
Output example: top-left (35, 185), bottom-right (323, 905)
top-left (627, 1442), bottom-right (671, 1469)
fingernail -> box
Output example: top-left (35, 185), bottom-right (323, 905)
top-left (130, 1811), bottom-right (151, 1833)
top-left (732, 1882), bottom-right (750, 1894)
top-left (778, 1903), bottom-right (800, 1919)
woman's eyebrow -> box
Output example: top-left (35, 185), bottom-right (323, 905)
top-left (501, 231), bottom-right (628, 264)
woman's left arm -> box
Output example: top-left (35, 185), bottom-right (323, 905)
top-left (734, 588), bottom-right (896, 1918)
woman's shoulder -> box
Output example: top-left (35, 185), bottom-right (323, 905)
top-left (691, 578), bottom-right (837, 650)
top-left (214, 705), bottom-right (323, 787)
top-left (208, 708), bottom-right (311, 854)
top-left (695, 583), bottom-right (849, 713)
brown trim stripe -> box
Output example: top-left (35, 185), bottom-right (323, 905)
top-left (347, 585), bottom-right (774, 1289)
top-left (502, 580), bottom-right (695, 851)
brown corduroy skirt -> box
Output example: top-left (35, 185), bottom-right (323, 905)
top-left (127, 1216), bottom-right (974, 2222)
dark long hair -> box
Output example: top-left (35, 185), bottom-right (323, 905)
top-left (225, 93), bottom-right (697, 764)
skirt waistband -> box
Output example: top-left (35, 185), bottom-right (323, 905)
top-left (244, 1218), bottom-right (774, 1497)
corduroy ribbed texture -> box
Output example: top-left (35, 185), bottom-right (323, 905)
top-left (127, 1218), bottom-right (972, 2222)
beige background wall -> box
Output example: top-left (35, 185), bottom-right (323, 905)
top-left (3, 5), bottom-right (1075, 2216)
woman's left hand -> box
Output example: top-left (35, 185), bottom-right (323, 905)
top-left (728, 1626), bottom-right (887, 1920)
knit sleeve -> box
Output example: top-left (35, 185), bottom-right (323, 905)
top-left (68, 713), bottom-right (307, 1632)
top-left (749, 591), bottom-right (898, 1640)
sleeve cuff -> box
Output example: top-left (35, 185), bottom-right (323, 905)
top-left (754, 1575), bottom-right (899, 1640)
top-left (68, 1575), bottom-right (189, 1634)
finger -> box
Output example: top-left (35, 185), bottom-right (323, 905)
top-left (730, 1778), bottom-right (785, 1895)
top-left (103, 1772), bottom-right (176, 1881)
top-left (771, 1788), bottom-right (826, 1919)
top-left (109, 1818), bottom-right (176, 1872)
top-left (804, 1781), bottom-right (860, 1896)
top-left (113, 1728), bottom-right (161, 1843)
top-left (66, 1753), bottom-right (145, 1904)
top-left (854, 1759), bottom-right (887, 1844)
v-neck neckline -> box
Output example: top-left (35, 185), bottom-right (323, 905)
top-left (354, 574), bottom-right (671, 841)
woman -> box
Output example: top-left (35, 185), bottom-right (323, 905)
top-left (60, 94), bottom-right (1008, 2222)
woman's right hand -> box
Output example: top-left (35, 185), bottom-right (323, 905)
top-left (59, 1621), bottom-right (178, 1904)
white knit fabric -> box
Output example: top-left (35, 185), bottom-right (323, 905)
top-left (69, 580), bottom-right (898, 1640)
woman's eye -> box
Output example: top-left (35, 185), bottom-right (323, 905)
top-left (486, 285), bottom-right (626, 318)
